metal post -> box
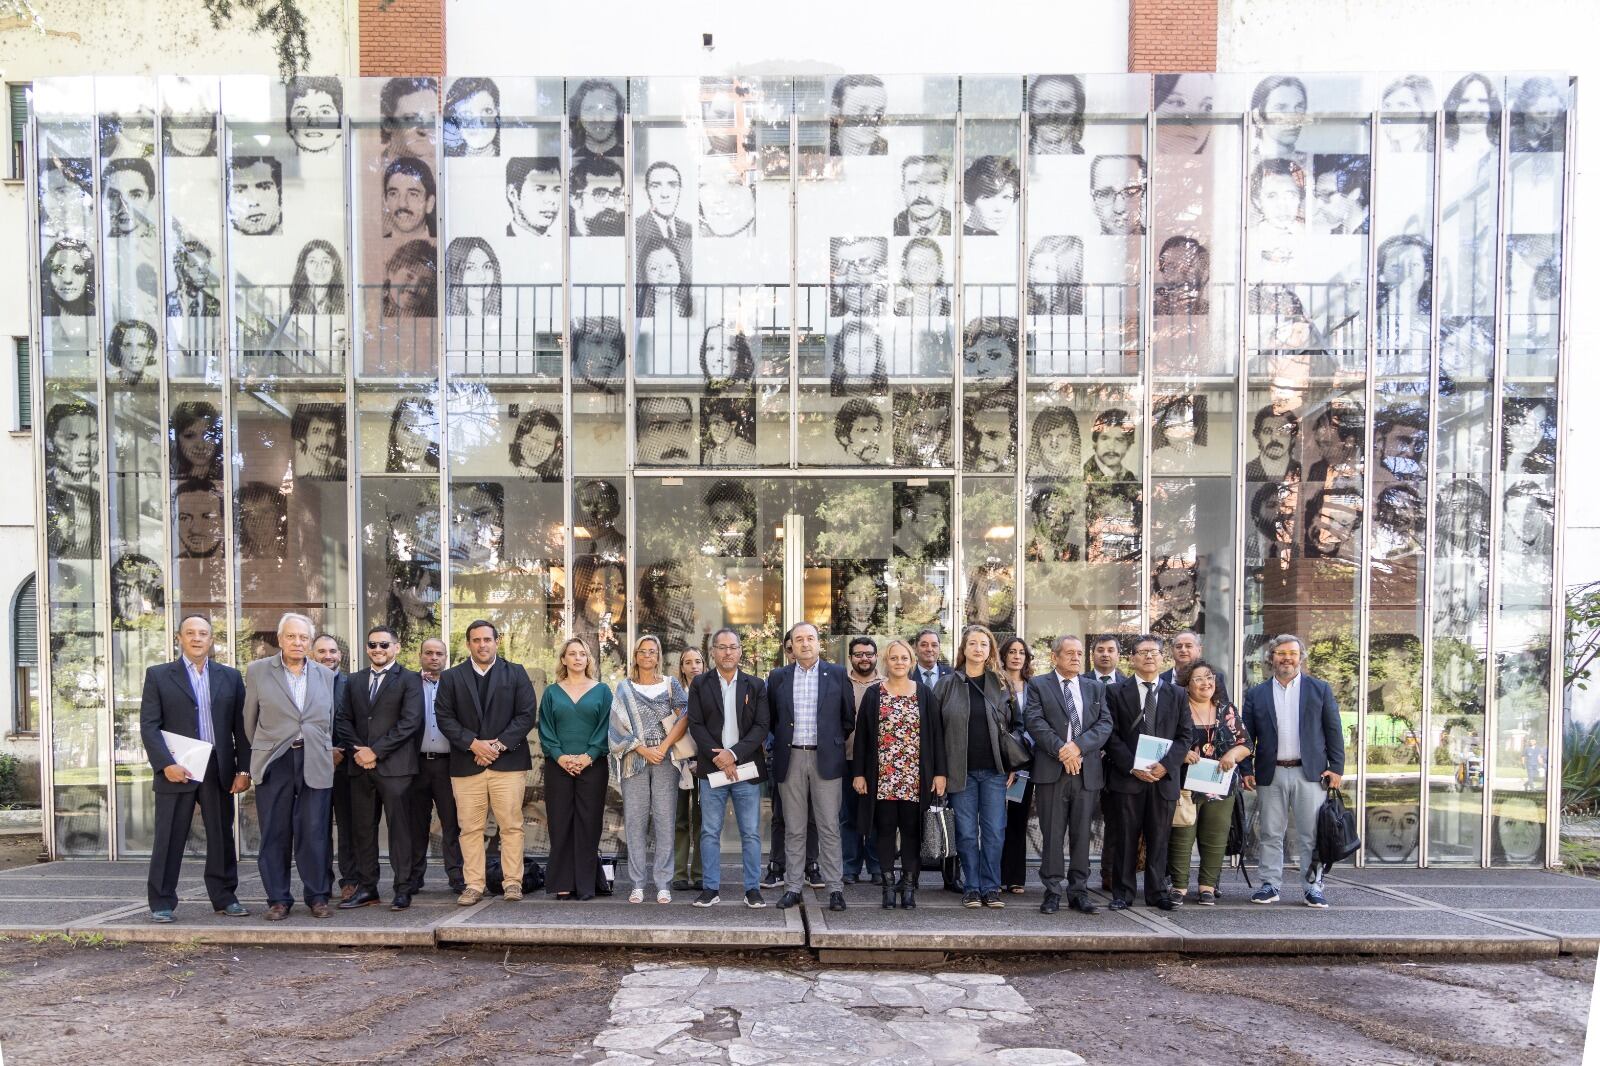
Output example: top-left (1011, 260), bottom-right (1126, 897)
top-left (87, 79), bottom-right (117, 859)
top-left (1418, 96), bottom-right (1446, 868)
top-left (623, 79), bottom-right (637, 661)
top-left (436, 80), bottom-right (454, 656)
top-left (1232, 104), bottom-right (1251, 711)
top-left (1354, 100), bottom-right (1380, 869)
top-left (1015, 86), bottom-right (1029, 640)
top-left (342, 90), bottom-right (361, 657)
top-left (1138, 100), bottom-right (1155, 636)
top-left (561, 86), bottom-right (574, 644)
top-left (788, 78), bottom-right (800, 470)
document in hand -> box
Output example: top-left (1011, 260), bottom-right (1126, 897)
top-left (707, 761), bottom-right (759, 788)
top-left (1006, 770), bottom-right (1030, 803)
top-left (1186, 757), bottom-right (1235, 796)
top-left (1133, 734), bottom-right (1173, 772)
top-left (160, 730), bottom-right (214, 782)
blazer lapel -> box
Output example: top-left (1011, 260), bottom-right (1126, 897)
top-left (268, 654), bottom-right (294, 706)
top-left (465, 662), bottom-right (487, 721)
top-left (169, 660), bottom-right (197, 709)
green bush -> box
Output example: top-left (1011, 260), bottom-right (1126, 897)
top-left (0, 752), bottom-right (20, 807)
top-left (1563, 719), bottom-right (1600, 818)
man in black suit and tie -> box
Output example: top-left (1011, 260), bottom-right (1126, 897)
top-left (140, 613), bottom-right (250, 922)
top-left (1088, 634), bottom-right (1126, 686)
top-left (334, 625), bottom-right (424, 911)
top-left (434, 619), bottom-right (537, 905)
top-left (912, 627), bottom-right (959, 890)
top-left (1025, 635), bottom-right (1112, 915)
top-left (767, 621), bottom-right (856, 912)
top-left (1103, 633), bottom-right (1193, 910)
top-left (312, 634), bottom-right (357, 902)
top-left (638, 161), bottom-right (692, 246)
top-left (1160, 630), bottom-right (1231, 705)
top-left (687, 627), bottom-right (770, 908)
top-left (407, 636), bottom-right (464, 895)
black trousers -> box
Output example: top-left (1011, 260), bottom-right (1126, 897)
top-left (544, 758), bottom-right (608, 896)
top-left (1105, 787), bottom-right (1175, 905)
top-left (349, 768), bottom-right (415, 894)
top-left (872, 799), bottom-right (922, 881)
top-left (767, 781), bottom-right (816, 869)
top-left (1001, 777), bottom-right (1034, 887)
top-left (1037, 775), bottom-right (1097, 899)
top-left (407, 752), bottom-right (463, 891)
top-left (146, 757), bottom-right (238, 912)
top-left (331, 768), bottom-right (357, 887)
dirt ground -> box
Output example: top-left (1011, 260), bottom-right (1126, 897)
top-left (0, 938), bottom-right (1591, 1066)
top-left (0, 832), bottom-right (45, 871)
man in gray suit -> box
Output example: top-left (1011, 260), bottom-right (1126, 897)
top-left (1025, 634), bottom-right (1112, 915)
top-left (243, 612), bottom-right (339, 920)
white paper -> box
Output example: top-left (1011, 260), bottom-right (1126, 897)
top-left (1133, 733), bottom-right (1173, 772)
top-left (160, 730), bottom-right (213, 782)
top-left (707, 761), bottom-right (759, 788)
top-left (1185, 758), bottom-right (1235, 797)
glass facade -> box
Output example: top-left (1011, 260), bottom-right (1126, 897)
top-left (25, 72), bottom-right (1571, 866)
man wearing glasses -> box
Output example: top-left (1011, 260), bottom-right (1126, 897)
top-left (1090, 154), bottom-right (1147, 236)
top-left (333, 625), bottom-right (424, 911)
top-left (830, 237), bottom-right (888, 316)
top-left (569, 157), bottom-right (626, 237)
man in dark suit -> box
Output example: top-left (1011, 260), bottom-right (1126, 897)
top-left (434, 619), bottom-right (537, 905)
top-left (1159, 630), bottom-right (1231, 705)
top-left (1102, 633), bottom-right (1193, 910)
top-left (334, 625), bottom-right (424, 911)
top-left (687, 627), bottom-right (770, 909)
top-left (912, 627), bottom-right (960, 891)
top-left (1024, 635), bottom-right (1112, 915)
top-left (1088, 634), bottom-right (1126, 686)
top-left (140, 613), bottom-right (250, 922)
top-left (637, 160), bottom-right (693, 245)
top-left (312, 634), bottom-right (357, 902)
top-left (407, 636), bottom-right (464, 896)
top-left (767, 621), bottom-right (855, 912)
top-left (1242, 633), bottom-right (1345, 908)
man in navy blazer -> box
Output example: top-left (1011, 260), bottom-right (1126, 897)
top-left (767, 621), bottom-right (856, 911)
top-left (139, 613), bottom-right (250, 922)
top-left (1242, 633), bottom-right (1344, 908)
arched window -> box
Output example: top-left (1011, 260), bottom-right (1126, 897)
top-left (12, 574), bottom-right (36, 733)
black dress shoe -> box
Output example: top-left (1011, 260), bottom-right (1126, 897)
top-left (671, 879), bottom-right (692, 891)
top-left (338, 887), bottom-right (381, 909)
top-left (828, 891), bottom-right (846, 911)
top-left (805, 864), bottom-right (825, 889)
top-left (1068, 897), bottom-right (1100, 915)
top-left (760, 865), bottom-right (785, 889)
top-left (1155, 897), bottom-right (1177, 911)
top-left (390, 893), bottom-right (411, 911)
top-left (776, 890), bottom-right (804, 909)
top-left (1040, 892), bottom-right (1061, 914)
top-left (869, 872), bottom-right (884, 885)
top-left (1107, 897), bottom-right (1130, 911)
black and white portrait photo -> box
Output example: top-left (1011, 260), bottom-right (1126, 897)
top-left (1027, 236), bottom-right (1085, 315)
top-left (700, 396), bottom-right (756, 466)
top-left (505, 157), bottom-right (562, 237)
top-left (1444, 73), bottom-right (1501, 161)
top-left (1307, 403), bottom-right (1364, 492)
top-left (964, 393), bottom-right (1016, 473)
top-left (892, 388), bottom-right (953, 468)
top-left (703, 479), bottom-right (758, 558)
top-left (1303, 488), bottom-right (1363, 563)
top-left (1027, 479), bottom-right (1083, 563)
top-left (1373, 483), bottom-right (1426, 561)
top-left (700, 324), bottom-right (756, 393)
top-left (1027, 406), bottom-right (1081, 479)
top-left (637, 560), bottom-right (696, 655)
top-left (1250, 158), bottom-right (1306, 254)
top-left (1084, 407), bottom-right (1137, 482)
top-left (1502, 396), bottom-right (1556, 477)
top-left (893, 155), bottom-right (952, 236)
top-left (1027, 74), bottom-right (1086, 155)
top-left (1246, 404), bottom-right (1301, 484)
top-left (892, 481), bottom-right (951, 561)
top-left (44, 400), bottom-right (101, 559)
top-left (829, 74), bottom-right (888, 157)
top-left (1251, 75), bottom-right (1309, 161)
top-left (962, 155), bottom-right (1019, 236)
top-left (103, 158), bottom-right (156, 240)
top-left (1085, 484), bottom-right (1141, 563)
top-left (636, 396), bottom-right (696, 466)
top-left (573, 554), bottom-right (628, 674)
top-left (575, 478), bottom-right (626, 560)
top-left (107, 319), bottom-right (158, 386)
top-left (834, 397), bottom-right (886, 464)
top-left (382, 156), bottom-right (438, 239)
top-left (638, 161), bottom-right (693, 245)
top-left (1380, 76), bottom-right (1437, 152)
top-left (1510, 76), bottom-right (1566, 154)
top-left (170, 401), bottom-right (223, 481)
top-left (450, 480), bottom-right (505, 571)
top-left (698, 162), bottom-right (756, 238)
top-left (829, 320), bottom-right (888, 396)
top-left (1311, 154), bottom-right (1370, 235)
top-left (227, 155), bottom-right (283, 236)
top-left (509, 404), bottom-right (564, 480)
top-left (381, 240), bottom-right (437, 318)
top-left (236, 481), bottom-right (288, 565)
top-left (289, 239), bottom-right (345, 315)
top-left (174, 478), bottom-right (225, 559)
top-left (1154, 74), bottom-right (1216, 154)
top-left (166, 239), bottom-right (220, 320)
top-left (1090, 154), bottom-right (1146, 236)
top-left (961, 316), bottom-right (1018, 383)
top-left (380, 76), bottom-right (438, 162)
top-left (444, 236), bottom-right (501, 317)
top-left (570, 157), bottom-right (625, 237)
top-left (833, 562), bottom-right (887, 634)
top-left (894, 238), bottom-right (950, 317)
top-left (1150, 559), bottom-right (1204, 636)
top-left (1153, 236), bottom-right (1208, 316)
top-left (111, 552), bottom-right (164, 627)
top-left (830, 236), bottom-right (888, 316)
top-left (637, 239), bottom-right (693, 317)
top-left (286, 76), bottom-right (343, 154)
top-left (1375, 404), bottom-right (1427, 483)
top-left (99, 108), bottom-right (156, 160)
top-left (444, 77), bottom-right (500, 157)
top-left (1151, 392), bottom-right (1207, 468)
top-left (573, 316), bottom-right (625, 393)
top-left (569, 78), bottom-right (625, 160)
top-left (41, 238), bottom-right (94, 317)
top-left (162, 78), bottom-right (217, 158)
top-left (385, 395), bottom-right (440, 473)
top-left (290, 402), bottom-right (346, 480)
top-left (40, 157), bottom-right (93, 242)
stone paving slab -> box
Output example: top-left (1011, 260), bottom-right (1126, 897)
top-left (444, 895), bottom-right (805, 948)
top-left (93, 898), bottom-right (451, 945)
top-left (1150, 903), bottom-right (1556, 955)
top-left (1329, 867), bottom-right (1585, 887)
top-left (1472, 908), bottom-right (1600, 953)
top-left (0, 899), bottom-right (142, 931)
top-left (1389, 884), bottom-right (1600, 909)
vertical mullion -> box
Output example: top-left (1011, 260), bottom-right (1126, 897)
top-left (1138, 102), bottom-right (1154, 636)
top-left (1419, 99), bottom-right (1446, 867)
top-left (88, 80), bottom-right (118, 859)
top-left (1354, 105), bottom-right (1380, 869)
top-left (1015, 86), bottom-right (1030, 640)
top-left (1231, 108), bottom-right (1250, 707)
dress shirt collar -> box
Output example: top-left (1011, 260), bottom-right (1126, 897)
top-left (472, 657), bottom-right (497, 676)
top-left (794, 659), bottom-right (819, 677)
top-left (1273, 672), bottom-right (1300, 697)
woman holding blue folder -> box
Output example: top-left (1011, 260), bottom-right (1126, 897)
top-left (1167, 660), bottom-right (1251, 906)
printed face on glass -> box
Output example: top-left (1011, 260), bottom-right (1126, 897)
top-left (835, 81), bottom-right (887, 156)
top-left (578, 86), bottom-right (620, 149)
top-left (903, 241), bottom-right (942, 287)
top-left (43, 163), bottom-right (92, 235)
top-left (699, 169), bottom-right (755, 237)
top-left (968, 407), bottom-right (1013, 472)
top-left (1257, 170), bottom-right (1302, 229)
top-left (289, 88), bottom-right (341, 152)
top-left (296, 414), bottom-right (341, 476)
top-left (968, 181), bottom-right (1017, 234)
top-left (832, 238), bottom-right (886, 314)
top-left (1260, 83), bottom-right (1307, 154)
top-left (645, 166), bottom-right (682, 219)
top-left (574, 172), bottom-right (623, 227)
top-left (451, 484), bottom-right (504, 569)
top-left (1029, 76), bottom-right (1083, 153)
top-left (637, 399), bottom-right (693, 464)
top-left (510, 165), bottom-right (562, 235)
top-left (837, 405), bottom-right (883, 463)
top-left (901, 160), bottom-right (947, 222)
top-left (229, 160), bottom-right (282, 235)
top-left (50, 411), bottom-right (98, 482)
top-left (1091, 156), bottom-right (1144, 235)
top-left (111, 323), bottom-right (157, 385)
top-left (450, 89), bottom-right (499, 154)
top-left (385, 169), bottom-right (435, 236)
top-left (176, 487), bottom-right (224, 557)
top-left (1155, 74), bottom-right (1215, 154)
top-left (963, 333), bottom-right (1014, 380)
top-left (104, 169), bottom-right (151, 237)
top-left (843, 574), bottom-right (878, 631)
top-left (390, 401), bottom-right (434, 470)
top-left (47, 245), bottom-right (91, 306)
top-left (643, 245), bottom-right (681, 286)
top-left (1092, 422), bottom-right (1134, 472)
top-left (388, 87), bottom-right (437, 158)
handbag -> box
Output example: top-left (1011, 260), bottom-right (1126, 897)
top-left (663, 710), bottom-right (698, 761)
top-left (1173, 789), bottom-right (1197, 828)
top-left (921, 803), bottom-right (955, 864)
top-left (999, 728), bottom-right (1033, 774)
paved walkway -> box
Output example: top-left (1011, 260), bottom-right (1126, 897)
top-left (0, 860), bottom-right (1595, 956)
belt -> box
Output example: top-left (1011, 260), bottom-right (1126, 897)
top-left (791, 744), bottom-right (817, 751)
top-left (1276, 758), bottom-right (1301, 767)
top-left (421, 750), bottom-right (450, 759)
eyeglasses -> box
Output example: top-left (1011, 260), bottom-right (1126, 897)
top-left (1091, 182), bottom-right (1145, 205)
top-left (367, 640), bottom-right (393, 649)
top-left (711, 643), bottom-right (740, 652)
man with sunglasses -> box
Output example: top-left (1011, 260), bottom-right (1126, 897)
top-left (334, 625), bottom-right (424, 911)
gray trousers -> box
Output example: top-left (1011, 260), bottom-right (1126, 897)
top-left (621, 759), bottom-right (678, 891)
top-left (1256, 770), bottom-right (1327, 891)
top-left (1037, 774), bottom-right (1097, 898)
top-left (778, 748), bottom-right (844, 893)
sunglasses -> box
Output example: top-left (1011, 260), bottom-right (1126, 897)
top-left (367, 640), bottom-right (393, 650)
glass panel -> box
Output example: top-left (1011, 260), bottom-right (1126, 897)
top-left (962, 475), bottom-right (1017, 639)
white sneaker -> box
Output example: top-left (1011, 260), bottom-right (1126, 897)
top-left (657, 889), bottom-right (672, 904)
top-left (628, 888), bottom-right (644, 904)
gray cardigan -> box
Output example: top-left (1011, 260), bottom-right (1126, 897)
top-left (934, 669), bottom-right (1017, 794)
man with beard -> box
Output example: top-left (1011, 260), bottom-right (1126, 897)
top-left (892, 156), bottom-right (952, 236)
top-left (1374, 405), bottom-right (1427, 485)
top-left (1084, 408), bottom-right (1136, 482)
top-left (569, 157), bottom-right (625, 237)
top-left (964, 398), bottom-right (1015, 473)
top-left (292, 404), bottom-right (345, 480)
top-left (1028, 481), bottom-right (1082, 563)
top-left (228, 156), bottom-right (283, 236)
top-left (1246, 405), bottom-right (1302, 483)
top-left (174, 479), bottom-right (225, 560)
top-left (382, 157), bottom-right (438, 239)
top-left (833, 399), bottom-right (884, 464)
top-left (103, 158), bottom-right (156, 240)
top-left (505, 157), bottom-right (561, 237)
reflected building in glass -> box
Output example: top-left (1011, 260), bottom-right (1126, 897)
top-left (23, 72), bottom-right (1572, 868)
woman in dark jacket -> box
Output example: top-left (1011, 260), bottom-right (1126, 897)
top-left (852, 638), bottom-right (947, 909)
top-left (1167, 659), bottom-right (1252, 906)
top-left (934, 624), bottom-right (1020, 909)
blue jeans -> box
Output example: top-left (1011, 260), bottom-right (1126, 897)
top-left (699, 778), bottom-right (763, 893)
top-left (951, 769), bottom-right (1007, 894)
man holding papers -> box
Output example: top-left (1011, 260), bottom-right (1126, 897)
top-left (1102, 634), bottom-right (1193, 911)
top-left (687, 628), bottom-right (770, 908)
top-left (1024, 635), bottom-right (1111, 916)
top-left (140, 613), bottom-right (251, 922)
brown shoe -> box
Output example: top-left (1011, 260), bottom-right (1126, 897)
top-left (340, 884), bottom-right (357, 902)
top-left (502, 883), bottom-right (523, 902)
top-left (263, 903), bottom-right (290, 921)
top-left (457, 887), bottom-right (484, 907)
top-left (310, 900), bottom-right (333, 919)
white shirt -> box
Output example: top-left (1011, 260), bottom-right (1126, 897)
top-left (1272, 673), bottom-right (1302, 761)
top-left (472, 658), bottom-right (495, 676)
top-left (634, 679), bottom-right (670, 699)
top-left (1052, 670), bottom-right (1082, 740)
top-left (718, 671), bottom-right (740, 751)
top-left (285, 663), bottom-right (307, 712)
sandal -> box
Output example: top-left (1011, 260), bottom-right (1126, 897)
top-left (657, 890), bottom-right (672, 904)
top-left (628, 888), bottom-right (645, 904)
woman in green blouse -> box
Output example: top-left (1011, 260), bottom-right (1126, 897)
top-left (538, 637), bottom-right (612, 899)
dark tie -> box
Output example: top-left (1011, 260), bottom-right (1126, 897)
top-left (1141, 681), bottom-right (1155, 728)
top-left (923, 669), bottom-right (935, 688)
top-left (1062, 678), bottom-right (1080, 739)
top-left (369, 671), bottom-right (382, 701)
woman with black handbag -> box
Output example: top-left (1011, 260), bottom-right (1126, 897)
top-left (852, 639), bottom-right (947, 909)
top-left (936, 624), bottom-right (1028, 909)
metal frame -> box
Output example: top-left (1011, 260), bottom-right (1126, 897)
top-left (23, 88), bottom-right (53, 859)
top-left (1418, 94), bottom-right (1446, 867)
top-left (1354, 102), bottom-right (1379, 868)
top-left (88, 81), bottom-right (117, 858)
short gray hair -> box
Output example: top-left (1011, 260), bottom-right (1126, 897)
top-left (1264, 633), bottom-right (1304, 659)
top-left (1051, 633), bottom-right (1084, 654)
top-left (277, 612), bottom-right (316, 640)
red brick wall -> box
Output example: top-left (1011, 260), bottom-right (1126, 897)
top-left (1128, 0), bottom-right (1218, 73)
top-left (359, 0), bottom-right (445, 77)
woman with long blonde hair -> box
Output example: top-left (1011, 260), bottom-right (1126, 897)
top-left (609, 634), bottom-right (690, 903)
top-left (538, 637), bottom-right (611, 900)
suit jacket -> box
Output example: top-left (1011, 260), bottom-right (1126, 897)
top-left (849, 679), bottom-right (946, 826)
top-left (1160, 666), bottom-right (1230, 707)
top-left (766, 661), bottom-right (856, 782)
top-left (892, 207), bottom-right (953, 236)
top-left (636, 212), bottom-right (692, 243)
top-left (1024, 672), bottom-right (1112, 791)
top-left (242, 654), bottom-right (338, 788)
top-left (1088, 669), bottom-right (1127, 687)
top-left (1103, 675), bottom-right (1193, 800)
top-left (433, 657), bottom-right (538, 777)
top-left (913, 662), bottom-right (954, 690)
top-left (140, 658), bottom-right (247, 794)
top-left (330, 672), bottom-right (351, 755)
top-left (686, 669), bottom-right (770, 782)
top-left (1242, 674), bottom-right (1344, 787)
top-left (335, 665), bottom-right (424, 778)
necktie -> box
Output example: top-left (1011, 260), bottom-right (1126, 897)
top-left (1141, 681), bottom-right (1155, 728)
top-left (923, 669), bottom-right (933, 687)
top-left (1062, 679), bottom-right (1080, 739)
top-left (369, 671), bottom-right (382, 701)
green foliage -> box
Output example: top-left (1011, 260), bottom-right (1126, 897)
top-left (1566, 579), bottom-right (1600, 692)
top-left (0, 752), bottom-right (20, 807)
top-left (202, 0), bottom-right (311, 81)
top-left (1562, 718), bottom-right (1600, 818)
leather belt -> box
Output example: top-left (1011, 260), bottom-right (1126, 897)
top-left (791, 744), bottom-right (817, 751)
top-left (421, 751), bottom-right (449, 759)
top-left (1276, 758), bottom-right (1301, 767)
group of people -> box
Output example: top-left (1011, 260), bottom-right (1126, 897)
top-left (142, 606), bottom-right (1345, 922)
